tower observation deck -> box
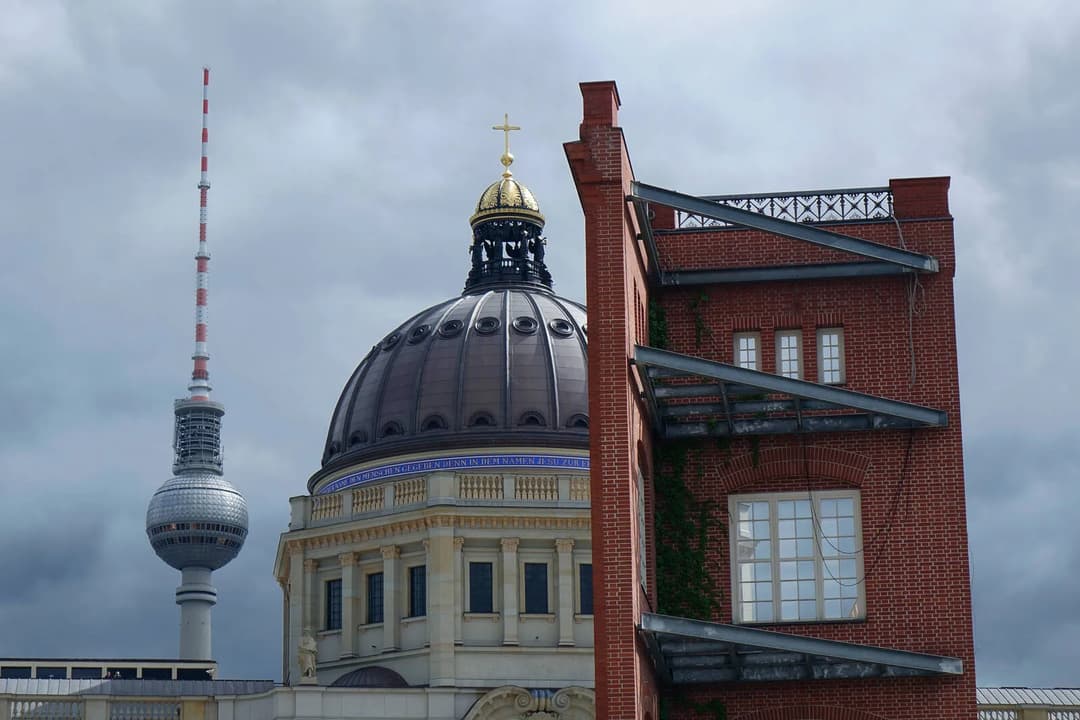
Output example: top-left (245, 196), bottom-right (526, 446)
top-left (145, 68), bottom-right (248, 662)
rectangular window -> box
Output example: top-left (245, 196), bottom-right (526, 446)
top-left (468, 561), bottom-right (494, 613)
top-left (408, 565), bottom-right (426, 618)
top-left (325, 578), bottom-right (342, 630)
top-left (366, 572), bottom-right (384, 624)
top-left (523, 562), bottom-right (549, 614)
top-left (817, 328), bottom-right (845, 384)
top-left (730, 491), bottom-right (864, 624)
top-left (775, 330), bottom-right (802, 379)
top-left (579, 563), bottom-right (594, 615)
top-left (734, 332), bottom-right (760, 370)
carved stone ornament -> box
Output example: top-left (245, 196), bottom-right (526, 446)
top-left (298, 631), bottom-right (318, 685)
top-left (462, 685), bottom-right (596, 720)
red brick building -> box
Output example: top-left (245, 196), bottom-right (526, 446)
top-left (565, 81), bottom-right (976, 720)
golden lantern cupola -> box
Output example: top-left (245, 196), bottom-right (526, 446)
top-left (465, 114), bottom-right (551, 293)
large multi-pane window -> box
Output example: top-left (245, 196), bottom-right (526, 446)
top-left (366, 572), bottom-right (384, 624)
top-left (523, 562), bottom-right (549, 614)
top-left (730, 491), bottom-right (863, 624)
top-left (469, 561), bottom-right (494, 613)
top-left (734, 332), bottom-right (760, 370)
top-left (408, 565), bottom-right (426, 618)
top-left (325, 578), bottom-right (342, 631)
top-left (776, 330), bottom-right (802, 379)
top-left (578, 563), bottom-right (594, 615)
top-left (817, 328), bottom-right (845, 384)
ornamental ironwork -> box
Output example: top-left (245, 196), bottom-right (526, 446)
top-left (676, 186), bottom-right (893, 229)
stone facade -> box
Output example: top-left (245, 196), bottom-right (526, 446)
top-left (274, 447), bottom-right (595, 716)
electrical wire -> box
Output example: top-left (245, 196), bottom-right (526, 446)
top-left (801, 430), bottom-right (916, 588)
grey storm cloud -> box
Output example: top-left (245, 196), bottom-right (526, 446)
top-left (2, 0), bottom-right (1079, 686)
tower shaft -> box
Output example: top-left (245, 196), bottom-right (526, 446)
top-left (177, 567), bottom-right (217, 661)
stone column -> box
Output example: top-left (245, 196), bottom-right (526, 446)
top-left (428, 527), bottom-right (456, 686)
top-left (453, 537), bottom-right (465, 645)
top-left (556, 538), bottom-right (575, 646)
top-left (339, 552), bottom-right (357, 658)
top-left (286, 549), bottom-right (305, 684)
top-left (501, 537), bottom-right (520, 645)
top-left (302, 559), bottom-right (318, 634)
top-left (381, 545), bottom-right (400, 651)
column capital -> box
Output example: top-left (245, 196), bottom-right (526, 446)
top-left (453, 536), bottom-right (465, 550)
top-left (303, 558), bottom-right (318, 572)
top-left (380, 545), bottom-right (400, 560)
top-left (556, 538), bottom-right (576, 553)
top-left (339, 551), bottom-right (357, 566)
top-left (422, 539), bottom-right (430, 551)
top-left (501, 537), bottom-right (520, 553)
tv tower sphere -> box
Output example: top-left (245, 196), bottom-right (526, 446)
top-left (146, 470), bottom-right (248, 572)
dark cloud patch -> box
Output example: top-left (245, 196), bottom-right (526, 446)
top-left (0, 518), bottom-right (105, 603)
top-left (968, 432), bottom-right (1080, 686)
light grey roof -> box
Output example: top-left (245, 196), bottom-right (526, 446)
top-left (0, 679), bottom-right (274, 697)
top-left (977, 688), bottom-right (1080, 707)
top-left (640, 613), bottom-right (962, 684)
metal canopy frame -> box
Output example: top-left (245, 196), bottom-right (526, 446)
top-left (633, 345), bottom-right (946, 439)
top-left (640, 613), bottom-right (963, 684)
top-left (627, 182), bottom-right (940, 286)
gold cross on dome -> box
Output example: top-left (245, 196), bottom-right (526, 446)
top-left (492, 113), bottom-right (521, 175)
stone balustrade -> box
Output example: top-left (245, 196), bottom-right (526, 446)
top-left (290, 470), bottom-right (590, 529)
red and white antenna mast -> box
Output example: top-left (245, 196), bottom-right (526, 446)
top-left (189, 66), bottom-right (212, 401)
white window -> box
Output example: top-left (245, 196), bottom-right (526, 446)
top-left (733, 332), bottom-right (760, 370)
top-left (730, 491), bottom-right (864, 624)
top-left (775, 330), bottom-right (802, 379)
top-left (817, 328), bottom-right (845, 384)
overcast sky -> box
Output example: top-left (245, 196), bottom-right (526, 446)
top-left (1, 0), bottom-right (1077, 688)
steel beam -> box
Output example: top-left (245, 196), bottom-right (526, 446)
top-left (665, 414), bottom-right (924, 438)
top-left (641, 613), bottom-right (963, 676)
top-left (660, 399), bottom-right (836, 417)
top-left (635, 345), bottom-right (947, 427)
top-left (630, 182), bottom-right (939, 273)
top-left (632, 200), bottom-right (664, 285)
top-left (664, 262), bottom-right (915, 286)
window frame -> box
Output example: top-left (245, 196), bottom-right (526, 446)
top-left (775, 329), bottom-right (803, 380)
top-left (576, 561), bottom-right (594, 616)
top-left (728, 489), bottom-right (865, 625)
top-left (467, 560), bottom-right (495, 614)
top-left (364, 570), bottom-right (384, 625)
top-left (324, 577), bottom-right (343, 631)
top-left (520, 559), bottom-right (553, 616)
top-left (816, 327), bottom-right (846, 384)
top-left (407, 564), bottom-right (427, 618)
top-left (733, 331), bottom-right (761, 370)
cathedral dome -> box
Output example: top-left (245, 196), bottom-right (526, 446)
top-left (310, 117), bottom-right (587, 493)
top-left (312, 287), bottom-right (588, 490)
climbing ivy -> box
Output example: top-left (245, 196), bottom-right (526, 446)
top-left (659, 689), bottom-right (728, 720)
top-left (653, 443), bottom-right (724, 620)
top-left (687, 291), bottom-right (712, 349)
top-left (649, 299), bottom-right (669, 349)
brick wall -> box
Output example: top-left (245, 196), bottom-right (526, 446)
top-left (568, 81), bottom-right (975, 720)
